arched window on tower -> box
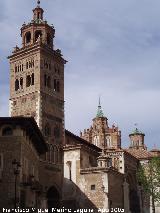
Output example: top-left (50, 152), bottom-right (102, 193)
top-left (2, 127), bottom-right (13, 136)
top-left (54, 79), bottom-right (57, 91)
top-left (15, 79), bottom-right (19, 91)
top-left (47, 76), bottom-right (51, 88)
top-left (26, 75), bottom-right (31, 87)
top-left (44, 123), bottom-right (51, 137)
top-left (37, 12), bottom-right (40, 20)
top-left (106, 136), bottom-right (112, 148)
top-left (20, 78), bottom-right (23, 89)
top-left (26, 62), bottom-right (29, 69)
top-left (31, 73), bottom-right (34, 85)
top-left (35, 30), bottom-right (42, 42)
top-left (25, 32), bottom-right (31, 44)
top-left (93, 136), bottom-right (99, 147)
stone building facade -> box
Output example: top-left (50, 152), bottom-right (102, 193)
top-left (0, 117), bottom-right (47, 209)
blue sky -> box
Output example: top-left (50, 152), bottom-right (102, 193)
top-left (0, 0), bottom-right (160, 149)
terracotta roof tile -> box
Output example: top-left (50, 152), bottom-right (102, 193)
top-left (125, 148), bottom-right (153, 160)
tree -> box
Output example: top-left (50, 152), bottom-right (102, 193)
top-left (137, 157), bottom-right (160, 213)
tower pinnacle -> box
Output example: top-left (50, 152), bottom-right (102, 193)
top-left (96, 97), bottom-right (104, 118)
top-left (33, 0), bottom-right (44, 21)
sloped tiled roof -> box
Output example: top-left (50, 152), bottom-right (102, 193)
top-left (126, 148), bottom-right (153, 160)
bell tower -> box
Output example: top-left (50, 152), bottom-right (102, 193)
top-left (129, 127), bottom-right (146, 150)
top-left (81, 99), bottom-right (121, 150)
top-left (8, 1), bottom-right (66, 164)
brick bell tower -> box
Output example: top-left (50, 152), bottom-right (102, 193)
top-left (129, 127), bottom-right (146, 150)
top-left (81, 99), bottom-right (121, 150)
top-left (8, 0), bottom-right (66, 167)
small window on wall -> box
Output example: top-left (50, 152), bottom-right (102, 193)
top-left (20, 78), bottom-right (23, 89)
top-left (2, 127), bottom-right (13, 136)
top-left (26, 75), bottom-right (31, 87)
top-left (66, 161), bottom-right (72, 181)
top-left (25, 32), bottom-right (31, 44)
top-left (91, 185), bottom-right (96, 190)
top-left (15, 66), bottom-right (17, 73)
top-left (26, 62), bottom-right (29, 69)
top-left (31, 73), bottom-right (34, 85)
top-left (54, 79), bottom-right (57, 91)
top-left (44, 124), bottom-right (51, 137)
top-left (47, 76), bottom-right (51, 88)
top-left (15, 79), bottom-right (19, 91)
top-left (54, 126), bottom-right (60, 139)
top-left (35, 30), bottom-right (42, 42)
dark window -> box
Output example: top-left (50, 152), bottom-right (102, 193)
top-left (15, 66), bottom-right (17, 73)
top-left (26, 75), bottom-right (31, 87)
top-left (54, 126), bottom-right (60, 138)
top-left (35, 30), bottom-right (42, 42)
top-left (31, 73), bottom-right (34, 85)
top-left (47, 76), bottom-right (51, 88)
top-left (37, 12), bottom-right (40, 19)
top-left (29, 61), bottom-right (32, 68)
top-left (44, 124), bottom-right (51, 136)
top-left (91, 185), bottom-right (96, 190)
top-left (25, 32), bottom-right (31, 44)
top-left (22, 64), bottom-right (23, 71)
top-left (54, 79), bottom-right (57, 91)
top-left (32, 60), bottom-right (34, 67)
top-left (2, 127), bottom-right (13, 136)
top-left (15, 79), bottom-right (19, 91)
top-left (26, 62), bottom-right (28, 69)
top-left (20, 78), bottom-right (23, 89)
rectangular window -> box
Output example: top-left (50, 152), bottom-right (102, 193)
top-left (91, 185), bottom-right (96, 190)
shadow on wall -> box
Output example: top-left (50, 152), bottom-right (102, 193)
top-left (62, 178), bottom-right (98, 211)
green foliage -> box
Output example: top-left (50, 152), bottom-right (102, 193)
top-left (137, 157), bottom-right (160, 202)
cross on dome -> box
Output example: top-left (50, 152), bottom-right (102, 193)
top-left (37, 0), bottom-right (40, 7)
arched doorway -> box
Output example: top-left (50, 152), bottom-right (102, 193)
top-left (127, 173), bottom-right (140, 213)
top-left (47, 186), bottom-right (60, 211)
